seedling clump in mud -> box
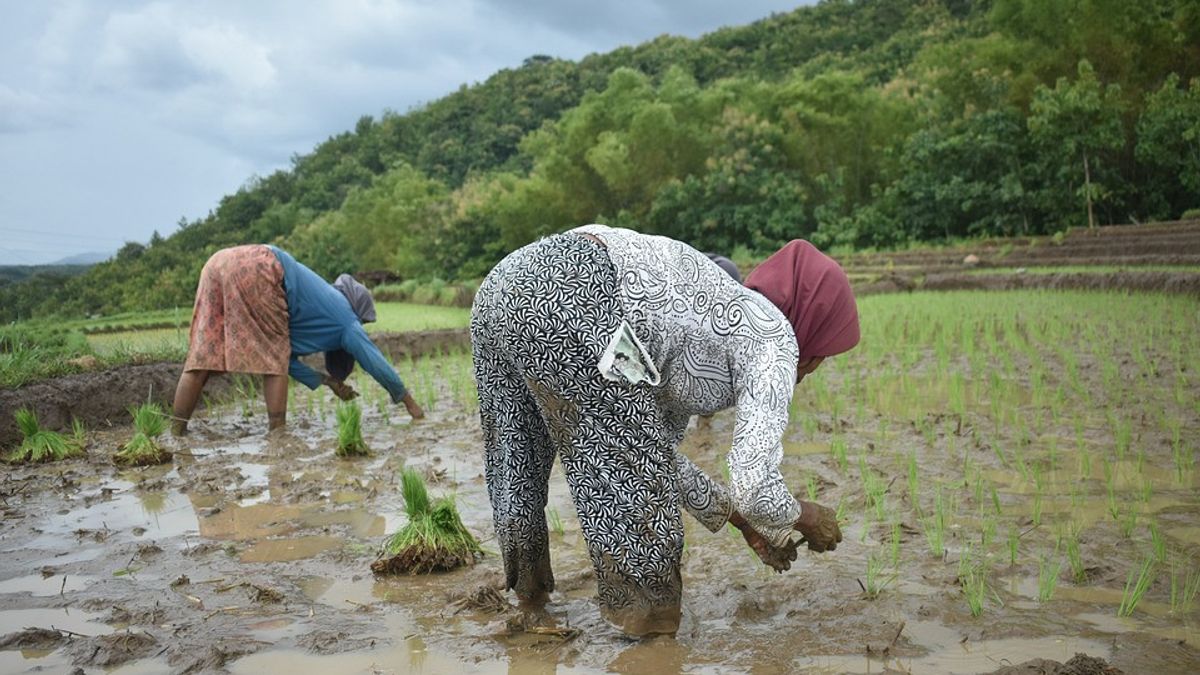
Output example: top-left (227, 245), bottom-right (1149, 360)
top-left (6, 407), bottom-right (85, 463)
top-left (335, 400), bottom-right (369, 457)
top-left (113, 403), bottom-right (172, 466)
top-left (372, 467), bottom-right (483, 574)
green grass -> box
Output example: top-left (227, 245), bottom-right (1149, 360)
top-left (6, 408), bottom-right (85, 463)
top-left (367, 302), bottom-right (471, 333)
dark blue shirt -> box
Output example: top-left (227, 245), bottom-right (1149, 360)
top-left (268, 246), bottom-right (407, 402)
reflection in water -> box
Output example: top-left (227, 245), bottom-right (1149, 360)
top-left (239, 535), bottom-right (340, 563)
top-left (137, 490), bottom-right (168, 516)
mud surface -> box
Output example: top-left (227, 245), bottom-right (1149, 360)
top-left (3, 335), bottom-right (1197, 675)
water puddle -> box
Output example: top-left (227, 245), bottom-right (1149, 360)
top-left (0, 607), bottom-right (111, 671)
top-left (240, 536), bottom-right (341, 563)
top-left (227, 613), bottom-right (602, 675)
top-left (0, 574), bottom-right (94, 596)
top-left (801, 620), bottom-right (1109, 674)
top-left (0, 607), bottom-right (109, 636)
top-left (298, 576), bottom-right (376, 607)
top-left (35, 489), bottom-right (198, 545)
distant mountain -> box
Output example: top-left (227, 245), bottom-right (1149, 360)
top-left (49, 251), bottom-right (111, 266)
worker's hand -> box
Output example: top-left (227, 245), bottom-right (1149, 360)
top-left (401, 392), bottom-right (425, 420)
top-left (322, 376), bottom-right (359, 401)
top-left (729, 511), bottom-right (800, 572)
top-left (793, 499), bottom-right (841, 552)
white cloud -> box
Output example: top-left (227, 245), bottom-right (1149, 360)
top-left (0, 0), bottom-right (811, 264)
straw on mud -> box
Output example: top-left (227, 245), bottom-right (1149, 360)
top-left (7, 407), bottom-right (85, 464)
top-left (113, 403), bottom-right (172, 466)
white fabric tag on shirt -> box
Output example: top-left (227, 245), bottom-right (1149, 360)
top-left (598, 320), bottom-right (661, 386)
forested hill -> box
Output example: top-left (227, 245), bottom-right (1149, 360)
top-left (4, 0), bottom-right (1198, 322)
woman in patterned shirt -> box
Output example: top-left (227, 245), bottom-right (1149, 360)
top-left (471, 225), bottom-right (859, 637)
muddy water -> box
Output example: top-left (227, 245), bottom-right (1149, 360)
top-left (2, 355), bottom-right (1198, 674)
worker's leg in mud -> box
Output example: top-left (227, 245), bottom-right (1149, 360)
top-left (263, 374), bottom-right (288, 431)
top-left (557, 399), bottom-right (685, 638)
top-left (171, 369), bottom-right (211, 436)
top-left (485, 233), bottom-right (683, 637)
top-left (472, 272), bottom-right (556, 608)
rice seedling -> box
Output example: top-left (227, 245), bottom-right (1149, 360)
top-left (1119, 505), bottom-right (1139, 539)
top-left (1169, 560), bottom-right (1200, 614)
top-left (805, 474), bottom-right (818, 501)
top-left (890, 522), bottom-right (901, 566)
top-left (922, 488), bottom-right (947, 559)
top-left (1149, 522), bottom-right (1167, 563)
top-left (1007, 526), bottom-right (1020, 566)
top-left (1065, 534), bottom-right (1086, 584)
top-left (859, 456), bottom-right (887, 520)
top-left (1103, 459), bottom-right (1119, 520)
top-left (335, 400), bottom-right (369, 457)
top-left (6, 408), bottom-right (85, 463)
top-left (1117, 557), bottom-right (1157, 617)
top-left (861, 551), bottom-right (896, 599)
top-left (372, 467), bottom-right (483, 574)
top-left (830, 436), bottom-right (849, 473)
top-left (1037, 555), bottom-right (1062, 602)
top-left (546, 505), bottom-right (564, 536)
top-left (113, 402), bottom-right (172, 466)
top-left (959, 552), bottom-right (988, 617)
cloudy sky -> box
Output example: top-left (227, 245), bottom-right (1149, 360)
top-left (0, 1), bottom-right (809, 265)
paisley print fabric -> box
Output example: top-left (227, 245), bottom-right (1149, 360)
top-left (574, 224), bottom-right (802, 547)
top-left (184, 245), bottom-right (289, 375)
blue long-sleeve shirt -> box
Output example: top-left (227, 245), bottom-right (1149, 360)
top-left (268, 246), bottom-right (408, 402)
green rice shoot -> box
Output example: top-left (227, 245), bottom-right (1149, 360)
top-left (335, 400), bottom-right (369, 457)
top-left (113, 402), bottom-right (172, 466)
top-left (6, 408), bottom-right (85, 463)
top-left (372, 467), bottom-right (482, 574)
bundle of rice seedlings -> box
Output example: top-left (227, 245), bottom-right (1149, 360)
top-left (372, 467), bottom-right (483, 574)
top-left (6, 408), bottom-right (85, 463)
top-left (335, 400), bottom-right (369, 457)
top-left (113, 403), bottom-right (172, 466)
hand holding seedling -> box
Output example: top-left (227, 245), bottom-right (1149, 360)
top-left (729, 510), bottom-right (800, 572)
top-left (402, 392), bottom-right (426, 420)
top-left (322, 375), bottom-right (359, 401)
top-left (794, 499), bottom-right (841, 552)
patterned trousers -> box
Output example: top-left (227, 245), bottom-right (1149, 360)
top-left (471, 234), bottom-right (684, 637)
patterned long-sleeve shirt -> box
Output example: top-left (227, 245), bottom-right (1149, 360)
top-left (573, 225), bottom-right (802, 547)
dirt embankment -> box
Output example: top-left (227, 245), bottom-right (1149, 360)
top-left (0, 329), bottom-right (469, 450)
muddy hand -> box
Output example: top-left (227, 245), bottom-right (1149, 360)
top-left (793, 500), bottom-right (842, 552)
top-left (322, 376), bottom-right (359, 401)
top-left (402, 392), bottom-right (425, 420)
top-left (730, 511), bottom-right (800, 572)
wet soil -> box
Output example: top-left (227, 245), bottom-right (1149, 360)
top-left (2, 351), bottom-right (1196, 675)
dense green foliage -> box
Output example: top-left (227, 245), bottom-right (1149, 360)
top-left (4, 0), bottom-right (1197, 322)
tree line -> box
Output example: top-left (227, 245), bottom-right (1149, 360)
top-left (3, 0), bottom-right (1197, 322)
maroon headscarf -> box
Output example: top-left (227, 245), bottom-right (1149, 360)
top-left (745, 240), bottom-right (860, 362)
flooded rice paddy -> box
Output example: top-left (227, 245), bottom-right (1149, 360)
top-left (1, 290), bottom-right (1198, 673)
